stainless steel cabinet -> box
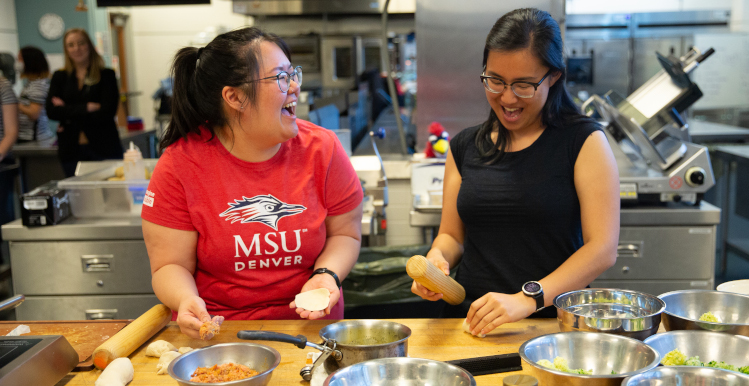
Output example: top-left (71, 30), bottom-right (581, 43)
top-left (11, 241), bottom-right (153, 295)
top-left (2, 217), bottom-right (159, 320)
top-left (15, 295), bottom-right (161, 321)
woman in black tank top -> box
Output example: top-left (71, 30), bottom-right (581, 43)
top-left (410, 8), bottom-right (620, 336)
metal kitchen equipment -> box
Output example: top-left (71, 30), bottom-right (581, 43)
top-left (623, 367), bottom-right (749, 386)
top-left (583, 47), bottom-right (716, 205)
top-left (519, 331), bottom-right (660, 386)
top-left (554, 288), bottom-right (665, 340)
top-left (0, 335), bottom-right (79, 386)
top-left (658, 290), bottom-right (749, 336)
top-left (237, 319), bottom-right (410, 380)
top-left (323, 357), bottom-right (476, 386)
top-left (168, 343), bottom-right (281, 386)
top-left (644, 331), bottom-right (749, 371)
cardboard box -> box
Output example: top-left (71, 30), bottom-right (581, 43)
top-left (20, 182), bottom-right (71, 226)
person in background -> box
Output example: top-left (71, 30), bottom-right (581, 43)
top-left (17, 46), bottom-right (54, 145)
top-left (142, 27), bottom-right (363, 339)
top-left (46, 28), bottom-right (122, 177)
top-left (0, 72), bottom-right (19, 227)
top-left (411, 8), bottom-right (620, 335)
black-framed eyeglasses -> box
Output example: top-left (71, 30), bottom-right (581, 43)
top-left (245, 66), bottom-right (303, 93)
top-left (480, 69), bottom-right (553, 98)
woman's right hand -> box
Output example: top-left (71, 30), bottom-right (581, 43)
top-left (410, 249), bottom-right (451, 301)
top-left (176, 295), bottom-right (212, 339)
top-left (86, 102), bottom-right (100, 112)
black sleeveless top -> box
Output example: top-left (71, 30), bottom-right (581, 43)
top-left (446, 121), bottom-right (601, 318)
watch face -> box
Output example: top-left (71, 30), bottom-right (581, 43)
top-left (524, 282), bottom-right (541, 294)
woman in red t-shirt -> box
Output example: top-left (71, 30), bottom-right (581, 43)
top-left (142, 27), bottom-right (363, 339)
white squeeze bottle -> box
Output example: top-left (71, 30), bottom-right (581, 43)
top-left (123, 142), bottom-right (146, 180)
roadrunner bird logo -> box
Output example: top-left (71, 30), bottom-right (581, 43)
top-left (220, 194), bottom-right (306, 230)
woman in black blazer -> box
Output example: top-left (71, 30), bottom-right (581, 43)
top-left (46, 28), bottom-right (122, 177)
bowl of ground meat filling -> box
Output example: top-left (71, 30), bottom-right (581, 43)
top-left (168, 343), bottom-right (280, 385)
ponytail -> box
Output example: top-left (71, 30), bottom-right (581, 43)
top-left (159, 27), bottom-right (292, 150)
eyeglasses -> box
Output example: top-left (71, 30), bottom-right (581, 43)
top-left (245, 66), bottom-right (303, 93)
top-left (480, 69), bottom-right (552, 98)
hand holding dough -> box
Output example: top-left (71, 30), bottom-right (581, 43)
top-left (95, 357), bottom-right (133, 386)
top-left (156, 351), bottom-right (182, 375)
top-left (145, 340), bottom-right (176, 357)
top-left (462, 319), bottom-right (487, 338)
top-left (295, 288), bottom-right (331, 311)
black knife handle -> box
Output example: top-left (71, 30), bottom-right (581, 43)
top-left (445, 353), bottom-right (523, 376)
top-left (237, 330), bottom-right (308, 349)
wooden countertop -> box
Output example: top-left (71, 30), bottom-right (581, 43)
top-left (56, 318), bottom-right (560, 385)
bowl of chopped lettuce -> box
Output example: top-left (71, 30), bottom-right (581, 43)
top-left (622, 367), bottom-right (749, 386)
top-left (658, 290), bottom-right (749, 336)
top-left (644, 330), bottom-right (749, 375)
top-left (519, 331), bottom-right (660, 386)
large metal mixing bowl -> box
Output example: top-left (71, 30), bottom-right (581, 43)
top-left (659, 290), bottom-right (749, 336)
top-left (322, 357), bottom-right (476, 386)
top-left (622, 367), bottom-right (749, 386)
top-left (644, 331), bottom-right (749, 369)
top-left (519, 332), bottom-right (660, 386)
top-left (555, 288), bottom-right (665, 340)
top-left (168, 343), bottom-right (281, 386)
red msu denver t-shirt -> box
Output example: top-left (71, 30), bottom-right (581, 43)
top-left (141, 120), bottom-right (363, 320)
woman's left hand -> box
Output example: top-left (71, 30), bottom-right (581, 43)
top-left (289, 273), bottom-right (340, 320)
top-left (51, 97), bottom-right (65, 107)
top-left (465, 292), bottom-right (537, 336)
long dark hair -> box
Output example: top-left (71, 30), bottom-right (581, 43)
top-left (476, 8), bottom-right (595, 164)
top-left (20, 46), bottom-right (50, 80)
top-left (161, 27), bottom-right (290, 150)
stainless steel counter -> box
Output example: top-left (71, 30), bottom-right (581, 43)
top-left (2, 217), bottom-right (144, 241)
top-left (689, 121), bottom-right (749, 143)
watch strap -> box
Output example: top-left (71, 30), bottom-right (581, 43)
top-left (309, 268), bottom-right (341, 288)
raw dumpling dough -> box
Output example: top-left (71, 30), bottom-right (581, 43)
top-left (145, 340), bottom-right (177, 357)
top-left (95, 357), bottom-right (134, 386)
top-left (295, 288), bottom-right (331, 311)
top-left (178, 347), bottom-right (193, 354)
top-left (156, 351), bottom-right (182, 375)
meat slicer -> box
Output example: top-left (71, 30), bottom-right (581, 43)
top-left (583, 47), bottom-right (716, 205)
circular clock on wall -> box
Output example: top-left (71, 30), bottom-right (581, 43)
top-left (38, 13), bottom-right (65, 41)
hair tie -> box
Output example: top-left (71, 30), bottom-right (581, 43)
top-left (196, 47), bottom-right (204, 69)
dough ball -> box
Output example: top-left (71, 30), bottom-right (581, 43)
top-left (462, 319), bottom-right (486, 338)
top-left (95, 357), bottom-right (133, 386)
top-left (295, 288), bottom-right (331, 311)
top-left (178, 347), bottom-right (193, 354)
top-left (145, 340), bottom-right (176, 358)
top-left (156, 351), bottom-right (182, 375)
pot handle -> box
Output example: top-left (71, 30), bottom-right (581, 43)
top-left (237, 330), bottom-right (308, 349)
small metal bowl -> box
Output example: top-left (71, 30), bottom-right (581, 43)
top-left (555, 288), bottom-right (665, 340)
top-left (644, 331), bottom-right (749, 369)
top-left (659, 290), bottom-right (749, 337)
top-left (622, 367), bottom-right (749, 386)
top-left (168, 343), bottom-right (281, 386)
top-left (323, 357), bottom-right (476, 386)
top-left (519, 331), bottom-right (660, 386)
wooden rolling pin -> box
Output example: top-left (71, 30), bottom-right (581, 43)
top-left (93, 304), bottom-right (172, 369)
top-left (406, 255), bottom-right (466, 305)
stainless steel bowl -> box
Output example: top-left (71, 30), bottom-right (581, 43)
top-left (519, 331), bottom-right (660, 386)
top-left (659, 290), bottom-right (749, 336)
top-left (555, 288), bottom-right (666, 340)
top-left (622, 367), bottom-right (749, 386)
top-left (644, 331), bottom-right (749, 368)
top-left (322, 357), bottom-right (476, 386)
top-left (168, 343), bottom-right (281, 386)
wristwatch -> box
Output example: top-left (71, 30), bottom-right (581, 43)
top-left (522, 281), bottom-right (545, 312)
top-left (309, 268), bottom-right (341, 288)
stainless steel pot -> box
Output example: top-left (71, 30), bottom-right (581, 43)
top-left (237, 320), bottom-right (411, 380)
